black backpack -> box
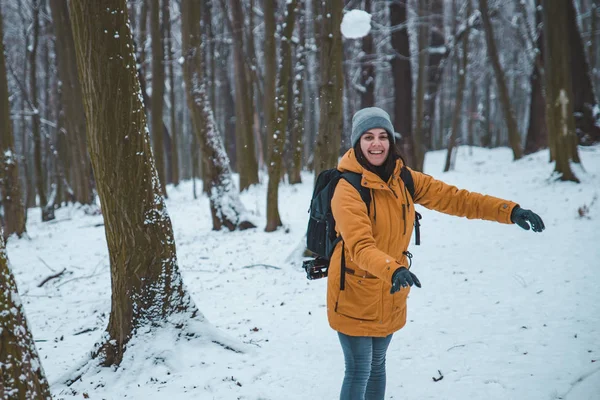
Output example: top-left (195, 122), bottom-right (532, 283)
top-left (303, 167), bottom-right (421, 280)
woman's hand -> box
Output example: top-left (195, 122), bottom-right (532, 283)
top-left (511, 207), bottom-right (545, 232)
top-left (390, 267), bottom-right (421, 294)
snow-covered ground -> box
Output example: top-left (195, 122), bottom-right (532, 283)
top-left (8, 146), bottom-right (600, 400)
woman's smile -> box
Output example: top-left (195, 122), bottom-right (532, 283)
top-left (360, 128), bottom-right (390, 167)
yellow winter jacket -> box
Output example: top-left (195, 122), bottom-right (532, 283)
top-left (327, 149), bottom-right (518, 337)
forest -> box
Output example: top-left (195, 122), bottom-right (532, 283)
top-left (1, 0), bottom-right (599, 399)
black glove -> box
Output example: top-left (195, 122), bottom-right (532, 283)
top-left (390, 267), bottom-right (421, 294)
top-left (511, 206), bottom-right (545, 232)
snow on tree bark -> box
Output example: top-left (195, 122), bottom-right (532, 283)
top-left (289, 1), bottom-right (307, 185)
top-left (265, 0), bottom-right (299, 232)
top-left (181, 0), bottom-right (255, 231)
top-left (0, 230), bottom-right (51, 399)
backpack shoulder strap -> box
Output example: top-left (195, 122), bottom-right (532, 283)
top-left (399, 166), bottom-right (415, 200)
top-left (340, 172), bottom-right (371, 214)
top-left (399, 166), bottom-right (422, 245)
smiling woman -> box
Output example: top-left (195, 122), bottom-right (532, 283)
top-left (326, 106), bottom-right (545, 400)
top-left (359, 129), bottom-right (390, 167)
top-left (351, 108), bottom-right (399, 185)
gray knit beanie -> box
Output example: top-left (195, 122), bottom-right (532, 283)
top-left (351, 107), bottom-right (395, 148)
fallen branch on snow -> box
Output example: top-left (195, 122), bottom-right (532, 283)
top-left (74, 327), bottom-right (99, 336)
top-left (242, 264), bottom-right (281, 270)
top-left (38, 268), bottom-right (68, 287)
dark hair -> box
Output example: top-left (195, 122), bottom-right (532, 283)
top-left (353, 138), bottom-right (400, 183)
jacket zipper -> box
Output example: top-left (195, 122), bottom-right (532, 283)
top-left (402, 204), bottom-right (407, 234)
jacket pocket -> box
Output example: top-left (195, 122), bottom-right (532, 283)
top-left (335, 274), bottom-right (381, 321)
top-left (392, 286), bottom-right (409, 312)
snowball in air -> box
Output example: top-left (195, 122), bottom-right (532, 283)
top-left (341, 10), bottom-right (372, 39)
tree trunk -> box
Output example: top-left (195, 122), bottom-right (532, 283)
top-left (30, 0), bottom-right (52, 220)
top-left (138, 0), bottom-right (149, 70)
top-left (191, 130), bottom-right (199, 198)
top-left (524, 1), bottom-right (548, 154)
top-left (0, 230), bottom-right (51, 399)
top-left (264, 0), bottom-right (277, 168)
top-left (360, 0), bottom-right (375, 108)
top-left (49, 0), bottom-right (94, 206)
top-left (444, 1), bottom-right (470, 172)
top-left (481, 68), bottom-right (493, 147)
top-left (70, 0), bottom-right (199, 366)
top-left (342, 40), bottom-right (355, 150)
top-left (151, 0), bottom-right (167, 196)
top-left (390, 0), bottom-right (415, 167)
top-left (438, 68), bottom-right (447, 151)
top-left (203, 1), bottom-right (216, 108)
top-left (16, 2), bottom-right (34, 211)
top-left (228, 0), bottom-right (259, 191)
top-left (133, 29), bottom-right (174, 192)
top-left (221, 55), bottom-right (237, 173)
top-left (0, 8), bottom-right (26, 239)
top-left (567, 0), bottom-right (600, 146)
top-left (42, 15), bottom-right (53, 204)
top-left (525, 62), bottom-right (548, 154)
top-left (306, 0), bottom-right (320, 170)
top-left (467, 83), bottom-right (476, 149)
top-left (589, 1), bottom-right (598, 95)
top-left (164, 0), bottom-right (179, 186)
top-left (181, 0), bottom-right (255, 231)
top-left (479, 0), bottom-right (523, 160)
top-left (245, 0), bottom-right (261, 170)
top-left (265, 0), bottom-right (299, 232)
top-left (542, 0), bottom-right (579, 182)
top-left (423, 0), bottom-right (445, 153)
top-left (413, 0), bottom-right (429, 172)
top-left (289, 2), bottom-right (306, 185)
top-left (313, 0), bottom-right (344, 177)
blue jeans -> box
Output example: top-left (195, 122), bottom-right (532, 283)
top-left (337, 332), bottom-right (393, 400)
